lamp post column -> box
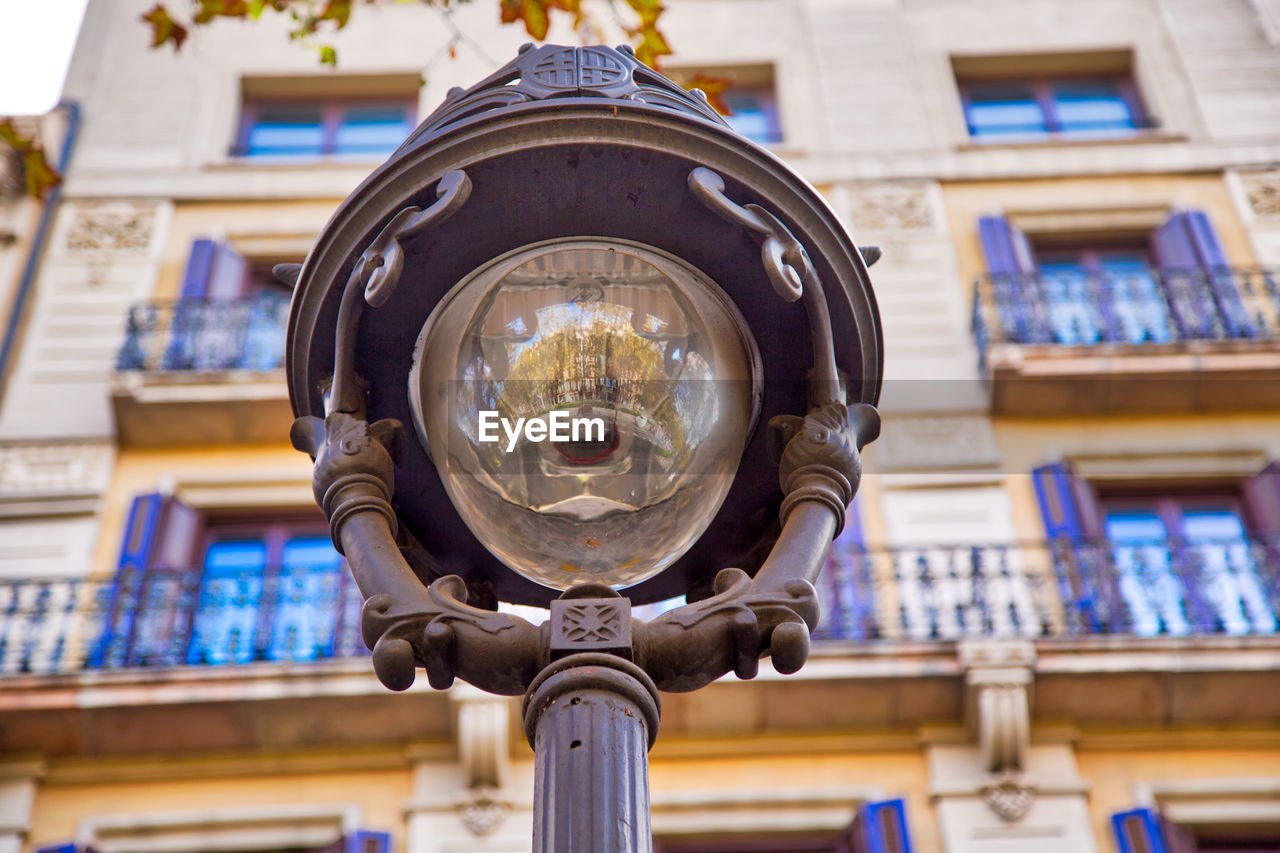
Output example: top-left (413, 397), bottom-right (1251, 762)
top-left (523, 588), bottom-right (658, 853)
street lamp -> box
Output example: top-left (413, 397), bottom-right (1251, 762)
top-left (286, 43), bottom-right (882, 852)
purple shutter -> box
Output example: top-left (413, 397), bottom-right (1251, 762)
top-left (978, 216), bottom-right (1041, 343)
top-left (1112, 808), bottom-right (1171, 853)
top-left (852, 798), bottom-right (913, 853)
top-left (1152, 211), bottom-right (1249, 338)
top-left (1243, 461), bottom-right (1280, 537)
top-left (206, 241), bottom-right (247, 300)
top-left (179, 239), bottom-right (218, 299)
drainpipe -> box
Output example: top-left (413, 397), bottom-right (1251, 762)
top-left (0, 99), bottom-right (82, 402)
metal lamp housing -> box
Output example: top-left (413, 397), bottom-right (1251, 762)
top-left (286, 44), bottom-right (882, 606)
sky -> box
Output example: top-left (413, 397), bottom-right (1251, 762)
top-left (0, 0), bottom-right (89, 115)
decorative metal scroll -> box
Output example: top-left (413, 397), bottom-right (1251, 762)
top-left (329, 170), bottom-right (472, 415)
top-left (688, 166), bottom-right (844, 406)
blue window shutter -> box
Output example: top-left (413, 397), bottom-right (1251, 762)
top-left (820, 496), bottom-right (873, 640)
top-left (180, 239), bottom-right (218, 299)
top-left (1112, 808), bottom-right (1170, 853)
top-left (345, 831), bottom-right (390, 853)
top-left (119, 493), bottom-right (165, 571)
top-left (854, 798), bottom-right (912, 853)
top-left (1032, 463), bottom-right (1085, 540)
top-left (1032, 463), bottom-right (1113, 632)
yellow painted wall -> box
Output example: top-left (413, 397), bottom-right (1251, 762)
top-left (650, 750), bottom-right (938, 850)
top-left (1077, 744), bottom-right (1280, 852)
top-left (28, 764), bottom-right (412, 853)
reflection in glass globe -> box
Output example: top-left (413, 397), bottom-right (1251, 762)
top-left (411, 239), bottom-right (760, 591)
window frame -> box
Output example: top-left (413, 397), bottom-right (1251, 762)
top-left (957, 72), bottom-right (1152, 140)
top-left (234, 96), bottom-right (417, 159)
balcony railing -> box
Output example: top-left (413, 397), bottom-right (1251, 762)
top-left (116, 293), bottom-right (290, 372)
top-left (815, 537), bottom-right (1279, 642)
top-left (971, 266), bottom-right (1280, 356)
top-left (0, 568), bottom-right (365, 676)
top-left (4, 538), bottom-right (1277, 676)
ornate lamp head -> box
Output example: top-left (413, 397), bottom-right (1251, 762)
top-left (287, 43), bottom-right (882, 607)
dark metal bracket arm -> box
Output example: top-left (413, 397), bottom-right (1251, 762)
top-left (329, 170), bottom-right (472, 416)
top-left (294, 399), bottom-right (878, 696)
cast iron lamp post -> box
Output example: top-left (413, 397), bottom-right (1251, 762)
top-left (285, 43), bottom-right (882, 852)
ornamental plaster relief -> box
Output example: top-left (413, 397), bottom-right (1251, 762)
top-left (840, 183), bottom-right (935, 233)
top-left (1242, 171), bottom-right (1280, 219)
top-left (63, 202), bottom-right (157, 254)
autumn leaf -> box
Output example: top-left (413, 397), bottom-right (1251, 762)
top-left (500, 0), bottom-right (582, 42)
top-left (319, 0), bottom-right (353, 28)
top-left (0, 120), bottom-right (62, 200)
top-left (683, 72), bottom-right (734, 116)
top-left (193, 0), bottom-right (250, 25)
top-left (141, 3), bottom-right (189, 51)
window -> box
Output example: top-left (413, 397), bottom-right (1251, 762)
top-left (668, 66), bottom-right (782, 146)
top-left (953, 51), bottom-right (1153, 142)
top-left (1113, 805), bottom-right (1280, 853)
top-left (94, 494), bottom-right (364, 669)
top-left (236, 98), bottom-right (415, 158)
top-left (1032, 463), bottom-right (1280, 638)
top-left (960, 76), bottom-right (1147, 139)
top-left (976, 210), bottom-right (1261, 347)
top-left (186, 519), bottom-right (350, 665)
top-left (1101, 491), bottom-right (1277, 636)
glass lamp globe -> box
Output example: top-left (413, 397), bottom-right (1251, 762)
top-left (410, 238), bottom-right (761, 591)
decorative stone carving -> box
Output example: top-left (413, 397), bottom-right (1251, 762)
top-left (453, 690), bottom-right (513, 836)
top-left (459, 797), bottom-right (509, 836)
top-left (981, 775), bottom-right (1038, 822)
top-left (959, 640), bottom-right (1036, 820)
top-left (1243, 172), bottom-right (1280, 218)
top-left (64, 203), bottom-right (156, 252)
top-left (844, 184), bottom-right (933, 232)
top-left (0, 443), bottom-right (111, 497)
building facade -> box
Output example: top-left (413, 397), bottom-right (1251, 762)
top-left (3, 0), bottom-right (1280, 851)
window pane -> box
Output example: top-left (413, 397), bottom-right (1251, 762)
top-left (1106, 511), bottom-right (1191, 636)
top-left (190, 539), bottom-right (268, 665)
top-left (1052, 82), bottom-right (1135, 134)
top-left (965, 84), bottom-right (1047, 136)
top-left (723, 91), bottom-right (782, 144)
top-left (335, 105), bottom-right (413, 155)
top-left (245, 106), bottom-right (325, 156)
top-left (271, 535), bottom-right (344, 662)
top-left (1181, 508), bottom-right (1277, 635)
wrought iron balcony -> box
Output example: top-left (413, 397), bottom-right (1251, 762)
top-left (4, 537), bottom-right (1276, 677)
top-left (970, 266), bottom-right (1280, 414)
top-left (0, 568), bottom-right (365, 677)
top-left (111, 294), bottom-right (295, 445)
top-left (972, 265), bottom-right (1280, 351)
top-left (116, 293), bottom-right (290, 373)
top-left (816, 537), bottom-right (1279, 642)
